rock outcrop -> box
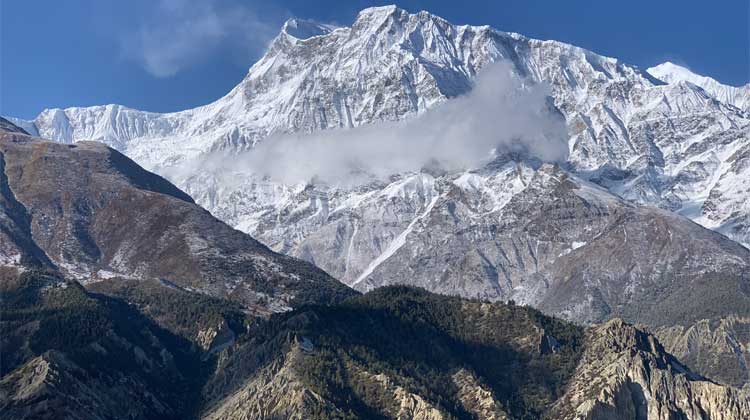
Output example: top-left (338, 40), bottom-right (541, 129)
top-left (654, 316), bottom-right (750, 389)
top-left (550, 319), bottom-right (750, 420)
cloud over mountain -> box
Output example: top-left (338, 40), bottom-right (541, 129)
top-left (183, 61), bottom-right (568, 186)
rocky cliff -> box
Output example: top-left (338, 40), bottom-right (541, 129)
top-left (550, 319), bottom-right (750, 420)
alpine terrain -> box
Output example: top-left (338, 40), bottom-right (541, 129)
top-left (2, 4), bottom-right (750, 418)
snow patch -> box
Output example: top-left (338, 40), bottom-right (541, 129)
top-left (351, 192), bottom-right (441, 287)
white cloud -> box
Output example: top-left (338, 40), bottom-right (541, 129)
top-left (170, 62), bottom-right (569, 187)
top-left (121, 0), bottom-right (276, 77)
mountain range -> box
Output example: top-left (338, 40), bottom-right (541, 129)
top-left (3, 5), bottom-right (750, 418)
top-left (9, 6), bottom-right (750, 250)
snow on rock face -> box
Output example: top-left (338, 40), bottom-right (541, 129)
top-left (281, 18), bottom-right (338, 40)
top-left (648, 61), bottom-right (750, 111)
top-left (7, 6), bottom-right (750, 264)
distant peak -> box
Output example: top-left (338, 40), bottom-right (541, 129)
top-left (647, 62), bottom-right (700, 81)
top-left (356, 4), bottom-right (402, 17)
top-left (353, 4), bottom-right (407, 26)
top-left (281, 18), bottom-right (338, 40)
top-left (648, 61), bottom-right (749, 89)
top-left (651, 61), bottom-right (682, 70)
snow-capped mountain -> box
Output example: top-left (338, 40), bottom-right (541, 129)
top-left (648, 61), bottom-right (750, 111)
top-left (10, 6), bottom-right (506, 170)
top-left (7, 5), bottom-right (750, 388)
top-left (8, 5), bottom-right (750, 280)
top-left (11, 6), bottom-right (750, 254)
top-left (6, 5), bottom-right (748, 275)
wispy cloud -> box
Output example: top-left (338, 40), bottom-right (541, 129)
top-left (120, 0), bottom-right (278, 78)
top-left (168, 62), bottom-right (569, 187)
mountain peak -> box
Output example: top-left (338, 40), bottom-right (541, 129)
top-left (355, 4), bottom-right (402, 19)
top-left (280, 18), bottom-right (338, 40)
top-left (352, 4), bottom-right (408, 30)
top-left (648, 61), bottom-right (750, 91)
top-left (648, 61), bottom-right (750, 110)
top-left (648, 61), bottom-right (708, 85)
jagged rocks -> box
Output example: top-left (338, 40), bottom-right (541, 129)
top-left (549, 319), bottom-right (750, 420)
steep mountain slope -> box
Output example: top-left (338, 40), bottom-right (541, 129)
top-left (201, 287), bottom-right (750, 420)
top-left (226, 158), bottom-right (750, 327)
top-left (0, 131), bottom-right (353, 312)
top-left (192, 156), bottom-right (750, 312)
top-left (10, 6), bottom-right (750, 249)
top-left (341, 164), bottom-right (750, 327)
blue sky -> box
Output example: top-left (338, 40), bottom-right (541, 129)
top-left (1, 0), bottom-right (748, 119)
